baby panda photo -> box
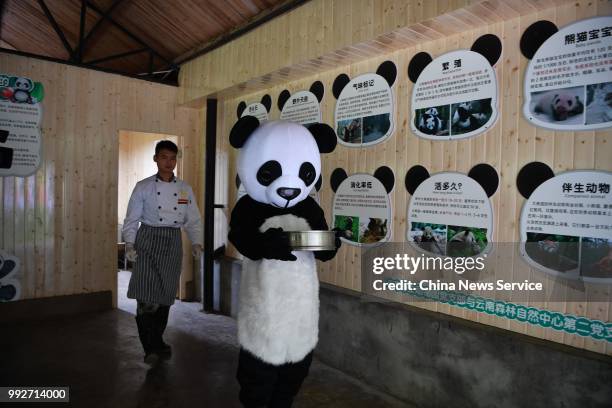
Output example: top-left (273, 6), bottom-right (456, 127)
top-left (415, 105), bottom-right (449, 136)
top-left (451, 98), bottom-right (493, 135)
top-left (585, 81), bottom-right (612, 125)
top-left (529, 86), bottom-right (585, 124)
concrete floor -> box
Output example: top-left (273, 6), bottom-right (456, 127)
top-left (0, 271), bottom-right (410, 408)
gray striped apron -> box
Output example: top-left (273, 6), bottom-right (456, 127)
top-left (127, 224), bottom-right (182, 305)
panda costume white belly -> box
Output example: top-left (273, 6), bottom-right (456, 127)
top-left (228, 118), bottom-right (339, 407)
top-left (239, 214), bottom-right (318, 365)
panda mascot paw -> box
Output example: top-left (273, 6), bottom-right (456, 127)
top-left (228, 117), bottom-right (338, 408)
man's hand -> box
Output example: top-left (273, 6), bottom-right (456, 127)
top-left (125, 243), bottom-right (137, 262)
top-left (192, 244), bottom-right (203, 258)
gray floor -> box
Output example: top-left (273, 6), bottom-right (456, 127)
top-left (0, 271), bottom-right (410, 408)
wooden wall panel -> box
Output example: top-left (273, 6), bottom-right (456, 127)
top-left (206, 0), bottom-right (611, 354)
top-left (0, 53), bottom-right (204, 306)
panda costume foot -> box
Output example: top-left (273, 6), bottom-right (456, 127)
top-left (237, 348), bottom-right (312, 408)
top-left (228, 118), bottom-right (339, 407)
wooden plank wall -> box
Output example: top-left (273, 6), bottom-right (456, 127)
top-left (0, 53), bottom-right (205, 306)
top-left (209, 0), bottom-right (611, 355)
top-left (178, 0), bottom-right (479, 104)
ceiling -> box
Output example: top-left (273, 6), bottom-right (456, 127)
top-left (0, 0), bottom-right (300, 85)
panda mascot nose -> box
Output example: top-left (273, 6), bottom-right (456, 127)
top-left (277, 187), bottom-right (301, 200)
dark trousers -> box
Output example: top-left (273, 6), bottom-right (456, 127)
top-left (237, 348), bottom-right (313, 408)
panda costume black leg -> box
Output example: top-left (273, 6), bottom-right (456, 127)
top-left (228, 117), bottom-right (339, 408)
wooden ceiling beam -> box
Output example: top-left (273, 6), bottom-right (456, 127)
top-left (36, 0), bottom-right (75, 60)
top-left (85, 47), bottom-right (148, 65)
top-left (82, 0), bottom-right (128, 52)
top-left (85, 0), bottom-right (177, 70)
top-left (77, 0), bottom-right (86, 62)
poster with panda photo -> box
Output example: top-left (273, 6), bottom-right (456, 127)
top-left (409, 48), bottom-right (499, 141)
top-left (522, 17), bottom-right (612, 131)
top-left (406, 170), bottom-right (495, 258)
top-left (278, 82), bottom-right (324, 126)
top-left (331, 170), bottom-right (394, 246)
top-left (0, 73), bottom-right (44, 177)
top-left (518, 165), bottom-right (612, 284)
top-left (333, 61), bottom-right (397, 147)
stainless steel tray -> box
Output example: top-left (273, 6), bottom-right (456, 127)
top-left (284, 230), bottom-right (336, 251)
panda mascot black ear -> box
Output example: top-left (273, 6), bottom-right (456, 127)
top-left (261, 94), bottom-right (272, 113)
top-left (315, 175), bottom-right (322, 191)
top-left (468, 163), bottom-right (499, 197)
top-left (310, 81), bottom-right (325, 102)
top-left (307, 123), bottom-right (337, 153)
top-left (376, 61), bottom-right (397, 87)
top-left (230, 116), bottom-right (260, 148)
top-left (520, 21), bottom-right (558, 59)
top-left (408, 52), bottom-right (433, 83)
top-left (405, 165), bottom-right (430, 195)
top-left (333, 73), bottom-right (350, 99)
top-left (471, 34), bottom-right (502, 66)
top-left (330, 168), bottom-right (348, 192)
top-left (373, 166), bottom-right (395, 193)
top-left (517, 161), bottom-right (555, 199)
top-left (236, 101), bottom-right (247, 119)
top-left (277, 90), bottom-right (291, 111)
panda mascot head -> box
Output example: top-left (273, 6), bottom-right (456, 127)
top-left (230, 116), bottom-right (336, 208)
top-left (231, 116), bottom-right (335, 208)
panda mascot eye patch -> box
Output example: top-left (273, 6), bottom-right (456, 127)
top-left (299, 162), bottom-right (316, 186)
top-left (256, 160), bottom-right (282, 186)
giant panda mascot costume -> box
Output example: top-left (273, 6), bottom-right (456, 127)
top-left (228, 116), bottom-right (340, 408)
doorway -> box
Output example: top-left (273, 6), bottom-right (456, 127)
top-left (117, 130), bottom-right (180, 313)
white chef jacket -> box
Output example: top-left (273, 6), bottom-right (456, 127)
top-left (122, 174), bottom-right (203, 246)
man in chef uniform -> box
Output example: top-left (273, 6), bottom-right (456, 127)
top-left (122, 140), bottom-right (203, 364)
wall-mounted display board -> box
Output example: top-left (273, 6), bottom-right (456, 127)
top-left (405, 164), bottom-right (498, 257)
top-left (0, 250), bottom-right (21, 302)
top-left (408, 35), bottom-right (502, 140)
top-left (278, 81), bottom-right (324, 126)
top-left (517, 162), bottom-right (612, 284)
top-left (521, 17), bottom-right (612, 130)
top-left (333, 61), bottom-right (396, 147)
top-left (236, 94), bottom-right (272, 122)
top-left (0, 73), bottom-right (44, 176)
top-left (330, 167), bottom-right (394, 246)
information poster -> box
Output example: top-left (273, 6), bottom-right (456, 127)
top-left (0, 74), bottom-right (44, 177)
top-left (241, 102), bottom-right (269, 122)
top-left (407, 172), bottom-right (493, 257)
top-left (334, 73), bottom-right (394, 147)
top-left (279, 90), bottom-right (322, 126)
top-left (411, 50), bottom-right (498, 140)
top-left (0, 250), bottom-right (21, 302)
top-left (520, 170), bottom-right (612, 283)
top-left (332, 174), bottom-right (392, 246)
top-left (523, 17), bottom-right (612, 130)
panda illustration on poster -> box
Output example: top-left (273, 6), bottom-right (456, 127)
top-left (517, 162), bottom-right (612, 284)
top-left (408, 34), bottom-right (502, 140)
top-left (330, 166), bottom-right (395, 246)
top-left (521, 17), bottom-right (612, 130)
top-left (405, 164), bottom-right (499, 257)
top-left (333, 61), bottom-right (397, 147)
top-left (0, 73), bottom-right (45, 177)
top-left (0, 250), bottom-right (21, 302)
top-left (277, 81), bottom-right (324, 126)
top-left (227, 117), bottom-right (340, 406)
